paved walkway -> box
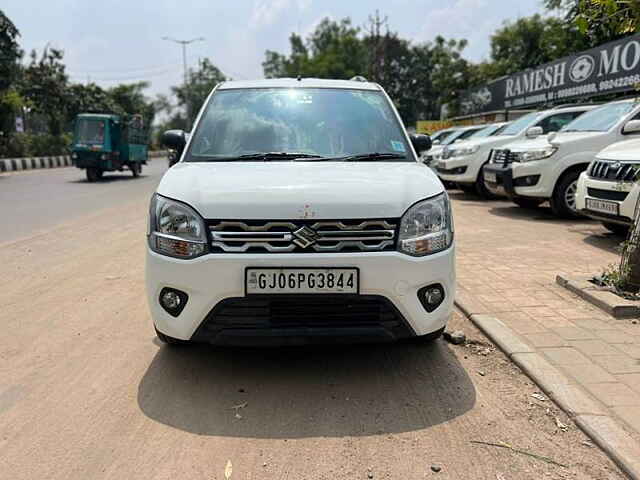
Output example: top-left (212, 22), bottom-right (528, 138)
top-left (452, 191), bottom-right (640, 441)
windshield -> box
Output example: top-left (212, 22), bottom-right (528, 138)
top-left (442, 127), bottom-right (480, 145)
top-left (76, 119), bottom-right (105, 145)
top-left (498, 112), bottom-right (540, 136)
top-left (472, 124), bottom-right (502, 138)
top-left (432, 129), bottom-right (455, 143)
top-left (188, 88), bottom-right (411, 161)
top-left (561, 102), bottom-right (636, 132)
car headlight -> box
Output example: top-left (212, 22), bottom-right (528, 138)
top-left (448, 145), bottom-right (480, 157)
top-left (513, 146), bottom-right (557, 162)
top-left (148, 194), bottom-right (208, 259)
top-left (398, 193), bottom-right (453, 256)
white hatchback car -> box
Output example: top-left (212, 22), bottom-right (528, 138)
top-left (148, 78), bottom-right (455, 347)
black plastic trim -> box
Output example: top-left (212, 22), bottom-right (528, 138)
top-left (159, 287), bottom-right (189, 317)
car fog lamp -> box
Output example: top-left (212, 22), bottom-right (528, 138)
top-left (418, 284), bottom-right (445, 312)
top-left (159, 288), bottom-right (188, 317)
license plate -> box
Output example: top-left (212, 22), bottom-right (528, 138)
top-left (245, 268), bottom-right (359, 294)
top-left (484, 171), bottom-right (497, 183)
top-left (586, 198), bottom-right (619, 215)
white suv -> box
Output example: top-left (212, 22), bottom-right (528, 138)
top-left (484, 100), bottom-right (640, 217)
top-left (438, 106), bottom-right (593, 197)
top-left (148, 78), bottom-right (455, 347)
top-left (576, 137), bottom-right (640, 234)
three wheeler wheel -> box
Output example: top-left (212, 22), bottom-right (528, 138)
top-left (86, 168), bottom-right (102, 182)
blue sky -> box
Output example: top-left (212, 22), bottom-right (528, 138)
top-left (3, 0), bottom-right (546, 97)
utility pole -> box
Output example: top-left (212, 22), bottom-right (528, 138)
top-left (161, 36), bottom-right (205, 130)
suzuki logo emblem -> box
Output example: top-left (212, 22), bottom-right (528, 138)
top-left (292, 226), bottom-right (319, 248)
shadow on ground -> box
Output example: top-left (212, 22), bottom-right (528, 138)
top-left (137, 340), bottom-right (476, 438)
top-left (68, 173), bottom-right (148, 184)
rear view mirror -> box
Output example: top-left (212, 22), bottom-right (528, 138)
top-left (623, 119), bottom-right (640, 134)
top-left (162, 129), bottom-right (187, 150)
top-left (432, 139), bottom-right (441, 146)
top-left (410, 133), bottom-right (432, 153)
top-left (525, 126), bottom-right (543, 139)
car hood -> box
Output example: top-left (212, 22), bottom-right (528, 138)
top-left (503, 131), bottom-right (602, 151)
top-left (157, 161), bottom-right (443, 219)
top-left (597, 138), bottom-right (640, 161)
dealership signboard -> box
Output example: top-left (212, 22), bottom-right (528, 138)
top-left (460, 33), bottom-right (640, 115)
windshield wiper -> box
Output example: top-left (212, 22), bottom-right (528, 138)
top-left (337, 152), bottom-right (407, 162)
top-left (235, 152), bottom-right (324, 161)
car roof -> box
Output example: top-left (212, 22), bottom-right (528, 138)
top-left (217, 78), bottom-right (381, 91)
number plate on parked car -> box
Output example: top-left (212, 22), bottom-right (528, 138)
top-left (585, 198), bottom-right (619, 216)
top-left (245, 268), bottom-right (359, 294)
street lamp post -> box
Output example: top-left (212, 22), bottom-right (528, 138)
top-left (161, 36), bottom-right (205, 129)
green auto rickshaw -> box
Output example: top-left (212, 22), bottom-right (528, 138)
top-left (71, 113), bottom-right (148, 182)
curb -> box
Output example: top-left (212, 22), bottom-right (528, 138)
top-left (455, 296), bottom-right (640, 479)
top-left (556, 274), bottom-right (640, 319)
top-left (0, 150), bottom-right (167, 173)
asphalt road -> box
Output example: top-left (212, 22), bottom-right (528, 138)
top-left (0, 158), bottom-right (167, 244)
top-left (0, 170), bottom-right (626, 479)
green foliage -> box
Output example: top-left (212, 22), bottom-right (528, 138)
top-left (0, 9), bottom-right (22, 92)
top-left (171, 58), bottom-right (226, 125)
top-left (546, 0), bottom-right (640, 46)
top-left (481, 14), bottom-right (590, 79)
top-left (3, 132), bottom-right (71, 157)
top-left (261, 17), bottom-right (476, 124)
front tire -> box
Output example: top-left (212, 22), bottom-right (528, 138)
top-left (550, 170), bottom-right (582, 218)
top-left (602, 222), bottom-right (629, 237)
top-left (86, 167), bottom-right (102, 182)
top-left (513, 198), bottom-right (544, 209)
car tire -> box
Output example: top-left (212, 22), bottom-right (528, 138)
top-left (602, 222), bottom-right (629, 237)
top-left (474, 164), bottom-right (498, 199)
top-left (155, 327), bottom-right (190, 346)
top-left (86, 167), bottom-right (101, 182)
top-left (513, 198), bottom-right (544, 209)
top-left (550, 170), bottom-right (583, 218)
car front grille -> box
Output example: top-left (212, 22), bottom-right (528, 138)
top-left (208, 219), bottom-right (398, 253)
top-left (491, 149), bottom-right (517, 165)
top-left (589, 159), bottom-right (640, 182)
top-left (190, 294), bottom-right (415, 343)
top-left (587, 187), bottom-right (629, 202)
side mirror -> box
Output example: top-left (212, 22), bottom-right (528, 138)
top-left (432, 139), bottom-right (441, 146)
top-left (623, 119), bottom-right (640, 134)
top-left (410, 133), bottom-right (432, 153)
top-left (525, 126), bottom-right (544, 139)
top-left (162, 129), bottom-right (187, 151)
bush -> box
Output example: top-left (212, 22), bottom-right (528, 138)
top-left (0, 132), bottom-right (71, 158)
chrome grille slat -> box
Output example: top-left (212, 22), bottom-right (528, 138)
top-left (589, 159), bottom-right (640, 181)
top-left (209, 219), bottom-right (398, 253)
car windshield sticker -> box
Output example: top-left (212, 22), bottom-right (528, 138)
top-left (391, 140), bottom-right (406, 152)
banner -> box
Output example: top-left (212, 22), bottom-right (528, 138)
top-left (460, 33), bottom-right (640, 115)
top-left (416, 120), bottom-right (453, 134)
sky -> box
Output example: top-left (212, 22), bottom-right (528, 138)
top-left (3, 0), bottom-right (547, 99)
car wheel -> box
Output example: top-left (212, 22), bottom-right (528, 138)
top-left (602, 222), bottom-right (629, 237)
top-left (550, 170), bottom-right (583, 218)
top-left (155, 327), bottom-right (190, 346)
top-left (513, 198), bottom-right (544, 209)
top-left (86, 167), bottom-right (100, 182)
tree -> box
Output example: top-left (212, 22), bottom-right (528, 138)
top-left (108, 81), bottom-right (156, 127)
top-left (481, 14), bottom-right (589, 79)
top-left (545, 0), bottom-right (640, 46)
top-left (170, 58), bottom-right (226, 126)
top-left (20, 47), bottom-right (69, 135)
top-left (0, 9), bottom-right (23, 140)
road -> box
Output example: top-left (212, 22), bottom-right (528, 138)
top-left (0, 159), bottom-right (167, 244)
top-left (0, 167), bottom-right (626, 479)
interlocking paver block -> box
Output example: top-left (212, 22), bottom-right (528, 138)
top-left (523, 332), bottom-right (568, 348)
top-left (593, 355), bottom-right (640, 375)
top-left (584, 382), bottom-right (640, 407)
top-left (569, 339), bottom-right (622, 357)
top-left (551, 326), bottom-right (596, 340)
top-left (558, 362), bottom-right (618, 384)
top-left (540, 347), bottom-right (592, 365)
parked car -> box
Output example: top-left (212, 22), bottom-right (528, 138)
top-left (484, 99), bottom-right (640, 217)
top-left (421, 125), bottom-right (484, 168)
top-left (150, 78), bottom-right (455, 347)
top-left (438, 105), bottom-right (594, 197)
top-left (429, 128), bottom-right (457, 146)
top-left (576, 138), bottom-right (640, 235)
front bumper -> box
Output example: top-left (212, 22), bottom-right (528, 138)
top-left (436, 151), bottom-right (489, 185)
top-left (146, 248), bottom-right (455, 345)
top-left (576, 173), bottom-right (638, 225)
top-left (483, 162), bottom-right (549, 200)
